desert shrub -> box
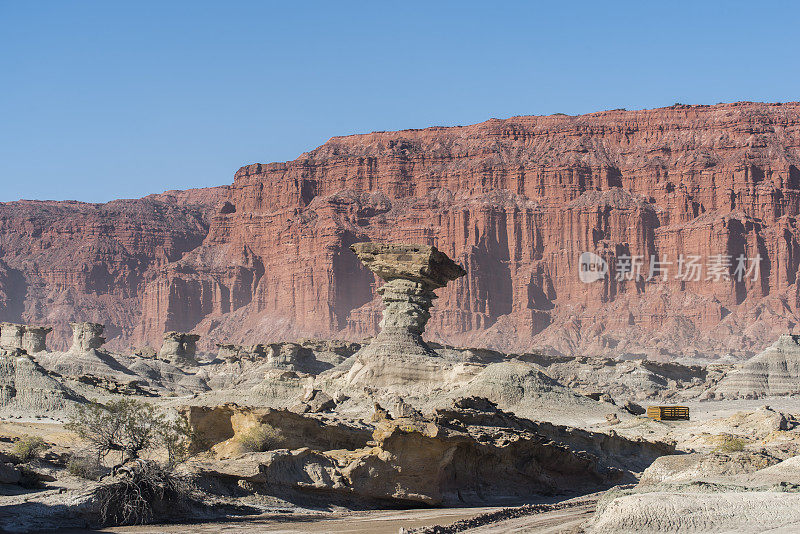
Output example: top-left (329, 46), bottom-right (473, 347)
top-left (236, 424), bottom-right (285, 453)
top-left (715, 435), bottom-right (746, 453)
top-left (12, 435), bottom-right (47, 462)
top-left (67, 454), bottom-right (103, 480)
top-left (66, 399), bottom-right (191, 467)
top-left (93, 459), bottom-right (195, 526)
top-left (67, 400), bottom-right (199, 526)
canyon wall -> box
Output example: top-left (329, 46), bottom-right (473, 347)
top-left (3, 102), bottom-right (800, 358)
top-left (0, 188), bottom-right (228, 350)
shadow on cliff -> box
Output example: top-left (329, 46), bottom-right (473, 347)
top-left (332, 232), bottom-right (376, 330)
top-left (0, 258), bottom-right (28, 322)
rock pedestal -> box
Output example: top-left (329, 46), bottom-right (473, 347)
top-left (69, 322), bottom-right (105, 353)
top-left (0, 323), bottom-right (52, 354)
top-left (0, 324), bottom-right (25, 352)
top-left (22, 326), bottom-right (51, 354)
top-left (350, 243), bottom-right (466, 358)
top-left (160, 332), bottom-right (200, 365)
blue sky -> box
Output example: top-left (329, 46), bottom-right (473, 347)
top-left (1, 1), bottom-right (798, 203)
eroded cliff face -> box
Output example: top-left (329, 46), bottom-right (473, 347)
top-left (3, 103), bottom-right (800, 357)
top-left (0, 187), bottom-right (228, 350)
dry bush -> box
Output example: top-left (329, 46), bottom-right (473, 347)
top-left (236, 424), bottom-right (285, 453)
top-left (93, 459), bottom-right (195, 526)
top-left (12, 435), bottom-right (47, 462)
top-left (67, 399), bottom-right (198, 526)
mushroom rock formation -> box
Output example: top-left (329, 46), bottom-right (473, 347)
top-left (350, 242), bottom-right (466, 358)
top-left (22, 326), bottom-right (51, 354)
top-left (0, 323), bottom-right (52, 354)
top-left (341, 243), bottom-right (466, 388)
top-left (69, 322), bottom-right (106, 353)
top-left (0, 324), bottom-right (26, 352)
top-left (159, 332), bottom-right (200, 365)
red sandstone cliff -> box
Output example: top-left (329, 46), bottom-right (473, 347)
top-left (0, 187), bottom-right (228, 349)
top-left (3, 103), bottom-right (800, 358)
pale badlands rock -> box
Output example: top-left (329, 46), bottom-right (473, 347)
top-left (0, 323), bottom-right (51, 354)
top-left (350, 242), bottom-right (466, 356)
top-left (68, 322), bottom-right (105, 353)
top-left (186, 398), bottom-right (673, 505)
top-left (714, 334), bottom-right (800, 398)
top-left (158, 331), bottom-right (200, 365)
top-left (638, 450), bottom-right (782, 485)
top-left (343, 243), bottom-right (466, 387)
top-left (0, 350), bottom-right (83, 415)
top-left (588, 452), bottom-right (800, 533)
top-left (4, 104), bottom-right (800, 358)
top-left (180, 403), bottom-right (372, 457)
top-left (588, 491), bottom-right (800, 533)
top-left (350, 242), bottom-right (467, 289)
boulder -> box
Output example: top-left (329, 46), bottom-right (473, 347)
top-left (623, 400), bottom-right (646, 415)
top-left (0, 462), bottom-right (21, 484)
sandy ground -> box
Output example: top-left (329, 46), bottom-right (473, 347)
top-left (48, 502), bottom-right (599, 534)
top-left (51, 507), bottom-right (505, 534)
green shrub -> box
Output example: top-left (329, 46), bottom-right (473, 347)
top-left (715, 435), bottom-right (746, 453)
top-left (67, 454), bottom-right (103, 480)
top-left (236, 424), bottom-right (285, 453)
top-left (13, 436), bottom-right (47, 462)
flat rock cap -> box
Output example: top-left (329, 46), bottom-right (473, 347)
top-left (350, 242), bottom-right (466, 289)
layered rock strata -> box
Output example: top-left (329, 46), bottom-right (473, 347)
top-left (714, 334), bottom-right (800, 398)
top-left (0, 351), bottom-right (84, 414)
top-left (2, 104), bottom-right (800, 357)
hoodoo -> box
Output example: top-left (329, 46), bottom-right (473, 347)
top-left (350, 242), bottom-right (466, 357)
top-left (341, 243), bottom-right (467, 388)
top-left (69, 322), bottom-right (105, 353)
top-left (0, 323), bottom-right (51, 354)
top-left (159, 332), bottom-right (200, 365)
